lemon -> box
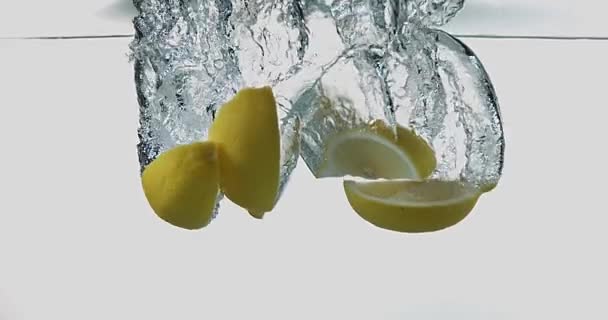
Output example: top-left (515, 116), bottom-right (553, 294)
top-left (141, 142), bottom-right (220, 230)
top-left (343, 179), bottom-right (482, 233)
top-left (317, 120), bottom-right (436, 179)
top-left (209, 86), bottom-right (280, 218)
top-left (369, 120), bottom-right (437, 178)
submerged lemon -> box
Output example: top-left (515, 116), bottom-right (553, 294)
top-left (142, 142), bottom-right (220, 230)
top-left (209, 86), bottom-right (280, 218)
top-left (317, 120), bottom-right (436, 179)
top-left (344, 179), bottom-right (482, 233)
top-left (369, 120), bottom-right (437, 179)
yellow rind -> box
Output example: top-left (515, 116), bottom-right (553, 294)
top-left (142, 142), bottom-right (220, 230)
top-left (343, 180), bottom-right (482, 233)
top-left (209, 86), bottom-right (281, 218)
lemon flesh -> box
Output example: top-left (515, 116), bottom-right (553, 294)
top-left (344, 179), bottom-right (482, 233)
top-left (317, 120), bottom-right (436, 180)
top-left (209, 86), bottom-right (280, 218)
top-left (318, 130), bottom-right (418, 179)
top-left (141, 142), bottom-right (220, 230)
top-left (369, 120), bottom-right (437, 179)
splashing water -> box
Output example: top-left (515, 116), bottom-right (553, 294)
top-left (130, 0), bottom-right (504, 209)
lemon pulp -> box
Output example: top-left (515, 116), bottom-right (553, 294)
top-left (317, 120), bottom-right (436, 180)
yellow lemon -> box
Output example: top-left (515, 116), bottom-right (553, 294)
top-left (142, 142), bottom-right (220, 230)
top-left (344, 179), bottom-right (482, 233)
top-left (209, 86), bottom-right (280, 218)
top-left (317, 120), bottom-right (436, 179)
top-left (369, 120), bottom-right (437, 178)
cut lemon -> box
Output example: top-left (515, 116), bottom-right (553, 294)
top-left (142, 142), bottom-right (220, 230)
top-left (317, 120), bottom-right (436, 179)
top-left (209, 86), bottom-right (280, 218)
top-left (369, 120), bottom-right (437, 179)
top-left (343, 179), bottom-right (482, 233)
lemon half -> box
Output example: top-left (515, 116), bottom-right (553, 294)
top-left (344, 179), bottom-right (482, 233)
top-left (317, 120), bottom-right (436, 180)
top-left (142, 142), bottom-right (220, 230)
top-left (209, 86), bottom-right (281, 218)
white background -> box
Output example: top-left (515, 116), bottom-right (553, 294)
top-left (1, 1), bottom-right (608, 320)
top-left (1, 0), bottom-right (608, 38)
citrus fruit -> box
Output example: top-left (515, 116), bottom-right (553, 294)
top-left (209, 86), bottom-right (280, 218)
top-left (343, 179), bottom-right (482, 233)
top-left (141, 141), bottom-right (220, 230)
top-left (317, 120), bottom-right (436, 179)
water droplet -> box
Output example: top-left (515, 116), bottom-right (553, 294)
top-left (395, 87), bottom-right (407, 98)
top-left (213, 59), bottom-right (224, 69)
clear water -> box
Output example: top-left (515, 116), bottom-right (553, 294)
top-left (130, 0), bottom-right (504, 209)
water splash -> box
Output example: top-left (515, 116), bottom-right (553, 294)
top-left (130, 0), bottom-right (503, 196)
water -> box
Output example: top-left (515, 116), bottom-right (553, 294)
top-left (130, 0), bottom-right (504, 210)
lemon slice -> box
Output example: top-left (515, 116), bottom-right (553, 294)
top-left (209, 86), bottom-right (280, 218)
top-left (343, 179), bottom-right (482, 233)
top-left (370, 120), bottom-right (437, 179)
top-left (142, 142), bottom-right (220, 230)
top-left (317, 120), bottom-right (436, 179)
